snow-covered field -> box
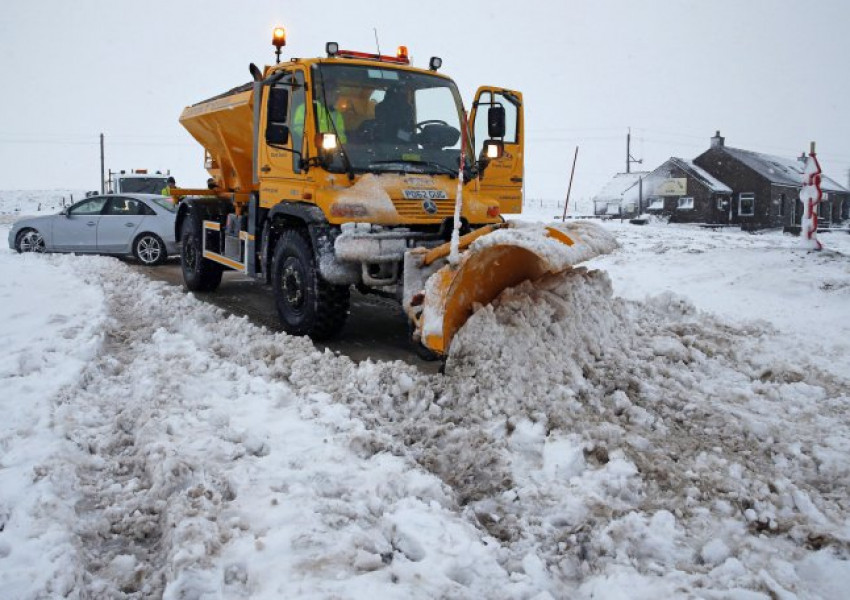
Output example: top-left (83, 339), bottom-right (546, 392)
top-left (2, 194), bottom-right (849, 598)
top-left (0, 190), bottom-right (82, 222)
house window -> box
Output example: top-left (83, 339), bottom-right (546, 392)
top-left (716, 197), bottom-right (729, 210)
top-left (623, 202), bottom-right (637, 213)
top-left (647, 198), bottom-right (664, 211)
top-left (606, 202), bottom-right (620, 216)
top-left (677, 197), bottom-right (694, 210)
top-left (739, 193), bottom-right (755, 216)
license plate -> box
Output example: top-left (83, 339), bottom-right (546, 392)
top-left (403, 189), bottom-right (447, 200)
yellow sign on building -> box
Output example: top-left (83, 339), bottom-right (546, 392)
top-left (656, 178), bottom-right (687, 196)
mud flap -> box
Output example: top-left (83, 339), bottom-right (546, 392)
top-left (407, 221), bottom-right (619, 356)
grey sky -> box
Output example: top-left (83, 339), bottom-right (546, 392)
top-left (2, 0), bottom-right (848, 207)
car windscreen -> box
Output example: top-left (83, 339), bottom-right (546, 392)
top-left (150, 197), bottom-right (177, 213)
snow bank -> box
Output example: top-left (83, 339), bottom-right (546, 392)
top-left (0, 249), bottom-right (105, 596)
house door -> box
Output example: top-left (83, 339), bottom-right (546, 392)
top-left (716, 196), bottom-right (730, 224)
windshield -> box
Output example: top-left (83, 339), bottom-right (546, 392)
top-left (118, 177), bottom-right (168, 194)
top-left (313, 64), bottom-right (471, 176)
top-left (151, 197), bottom-right (177, 213)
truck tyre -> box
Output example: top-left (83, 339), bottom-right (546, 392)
top-left (272, 229), bottom-right (349, 340)
top-left (181, 218), bottom-right (223, 291)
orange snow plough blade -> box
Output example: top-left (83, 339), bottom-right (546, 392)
top-left (406, 221), bottom-right (619, 356)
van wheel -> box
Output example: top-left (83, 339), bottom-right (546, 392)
top-left (272, 229), bottom-right (349, 339)
top-left (181, 218), bottom-right (223, 291)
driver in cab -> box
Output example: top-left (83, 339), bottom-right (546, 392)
top-left (375, 87), bottom-right (415, 143)
top-left (293, 86), bottom-right (348, 143)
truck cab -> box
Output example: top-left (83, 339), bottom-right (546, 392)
top-left (107, 170), bottom-right (170, 195)
top-left (175, 39), bottom-right (527, 347)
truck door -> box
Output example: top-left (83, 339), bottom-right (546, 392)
top-left (469, 88), bottom-right (524, 214)
top-left (258, 69), bottom-right (307, 204)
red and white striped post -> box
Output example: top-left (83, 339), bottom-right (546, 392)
top-left (800, 142), bottom-right (823, 251)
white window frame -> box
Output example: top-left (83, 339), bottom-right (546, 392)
top-left (739, 192), bottom-right (755, 216)
top-left (647, 198), bottom-right (664, 211)
top-left (677, 197), bottom-right (694, 210)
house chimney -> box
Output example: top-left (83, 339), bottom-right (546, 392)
top-left (710, 131), bottom-right (725, 149)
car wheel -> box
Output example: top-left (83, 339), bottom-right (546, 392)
top-left (272, 228), bottom-right (349, 340)
top-left (181, 217), bottom-right (223, 291)
top-left (133, 233), bottom-right (167, 266)
top-left (15, 228), bottom-right (46, 253)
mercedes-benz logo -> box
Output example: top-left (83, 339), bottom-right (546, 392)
top-left (422, 199), bottom-right (438, 214)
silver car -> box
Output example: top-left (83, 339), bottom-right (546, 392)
top-left (8, 193), bottom-right (178, 266)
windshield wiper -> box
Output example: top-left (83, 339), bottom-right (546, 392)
top-left (368, 159), bottom-right (458, 177)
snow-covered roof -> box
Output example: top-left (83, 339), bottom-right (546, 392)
top-left (668, 157), bottom-right (732, 194)
top-left (720, 146), bottom-right (848, 193)
top-left (592, 172), bottom-right (648, 203)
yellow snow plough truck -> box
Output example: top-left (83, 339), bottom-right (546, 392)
top-left (172, 31), bottom-right (617, 356)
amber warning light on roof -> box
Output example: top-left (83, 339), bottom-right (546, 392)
top-left (327, 44), bottom-right (411, 65)
top-left (272, 26), bottom-right (287, 64)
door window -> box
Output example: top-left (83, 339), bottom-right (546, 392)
top-left (473, 91), bottom-right (518, 158)
top-left (104, 197), bottom-right (147, 216)
top-left (69, 198), bottom-right (107, 215)
top-left (266, 70), bottom-right (306, 173)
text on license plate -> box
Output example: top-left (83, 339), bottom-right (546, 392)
top-left (402, 189), bottom-right (448, 200)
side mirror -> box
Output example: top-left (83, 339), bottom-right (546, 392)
top-left (266, 123), bottom-right (290, 146)
top-left (268, 86), bottom-right (289, 123)
top-left (488, 105), bottom-right (506, 139)
top-left (63, 207), bottom-right (71, 217)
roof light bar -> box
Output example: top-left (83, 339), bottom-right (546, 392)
top-left (332, 48), bottom-right (410, 65)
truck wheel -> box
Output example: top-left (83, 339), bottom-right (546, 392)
top-left (272, 229), bottom-right (349, 340)
top-left (181, 218), bottom-right (223, 291)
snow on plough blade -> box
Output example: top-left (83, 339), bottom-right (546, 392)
top-left (404, 221), bottom-right (619, 356)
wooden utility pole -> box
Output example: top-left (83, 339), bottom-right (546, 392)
top-left (561, 146), bottom-right (579, 221)
top-left (626, 128), bottom-right (642, 174)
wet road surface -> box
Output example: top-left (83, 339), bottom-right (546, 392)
top-left (130, 259), bottom-right (442, 373)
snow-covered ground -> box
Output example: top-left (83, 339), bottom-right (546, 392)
top-left (2, 193), bottom-right (849, 598)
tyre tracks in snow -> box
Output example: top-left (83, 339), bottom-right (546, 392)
top-left (56, 262), bottom-right (249, 597)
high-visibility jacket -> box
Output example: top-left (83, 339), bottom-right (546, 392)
top-left (293, 101), bottom-right (346, 143)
